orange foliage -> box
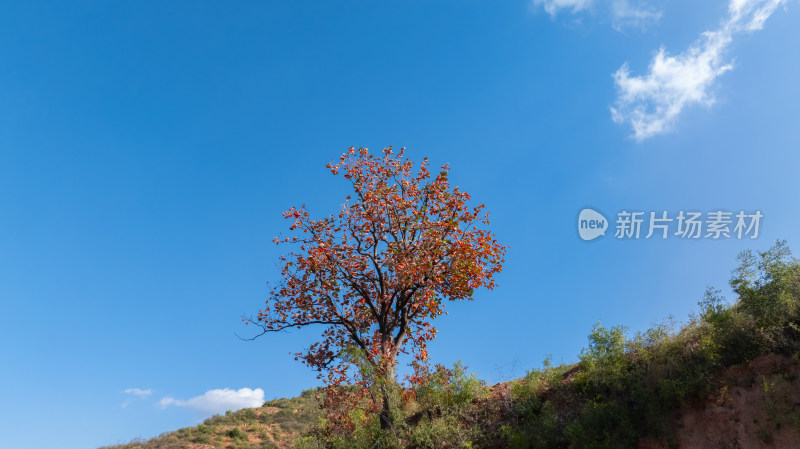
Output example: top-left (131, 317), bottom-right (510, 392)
top-left (247, 146), bottom-right (506, 430)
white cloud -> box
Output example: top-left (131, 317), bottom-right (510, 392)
top-left (611, 0), bottom-right (789, 141)
top-left (609, 0), bottom-right (663, 29)
top-left (532, 0), bottom-right (663, 29)
top-left (122, 388), bottom-right (153, 408)
top-left (124, 388), bottom-right (152, 397)
top-left (534, 0), bottom-right (595, 15)
top-left (158, 388), bottom-right (265, 414)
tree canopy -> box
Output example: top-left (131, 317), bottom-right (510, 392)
top-left (247, 146), bottom-right (506, 429)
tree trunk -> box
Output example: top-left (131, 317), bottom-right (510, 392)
top-left (379, 389), bottom-right (393, 430)
top-left (379, 352), bottom-right (396, 431)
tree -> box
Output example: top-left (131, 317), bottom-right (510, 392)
top-left (246, 146), bottom-right (506, 431)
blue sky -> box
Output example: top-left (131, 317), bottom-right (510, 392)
top-left (0, 1), bottom-right (798, 448)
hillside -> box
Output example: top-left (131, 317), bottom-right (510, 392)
top-left (101, 242), bottom-right (800, 449)
top-left (99, 354), bottom-right (800, 449)
top-left (640, 353), bottom-right (800, 448)
top-left (99, 390), bottom-right (322, 449)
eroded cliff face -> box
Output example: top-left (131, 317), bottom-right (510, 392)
top-left (640, 354), bottom-right (800, 449)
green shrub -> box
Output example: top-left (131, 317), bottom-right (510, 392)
top-left (499, 242), bottom-right (800, 449)
top-left (564, 401), bottom-right (638, 449)
top-left (226, 427), bottom-right (249, 442)
top-left (415, 362), bottom-right (487, 413)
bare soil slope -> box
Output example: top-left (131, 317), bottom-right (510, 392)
top-left (639, 354), bottom-right (800, 449)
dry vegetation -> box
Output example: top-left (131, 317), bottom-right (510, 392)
top-left (100, 389), bottom-right (321, 449)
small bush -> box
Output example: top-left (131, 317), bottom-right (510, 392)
top-left (226, 427), bottom-right (249, 442)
